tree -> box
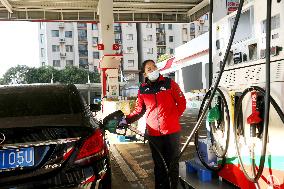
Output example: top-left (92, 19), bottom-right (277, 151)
top-left (58, 66), bottom-right (100, 84)
top-left (1, 65), bottom-right (30, 85)
top-left (1, 65), bottom-right (101, 85)
top-left (89, 69), bottom-right (100, 83)
top-left (26, 66), bottom-right (59, 83)
top-left (0, 78), bottom-right (4, 85)
top-left (157, 54), bottom-right (172, 63)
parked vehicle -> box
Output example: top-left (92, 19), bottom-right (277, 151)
top-left (0, 84), bottom-right (111, 189)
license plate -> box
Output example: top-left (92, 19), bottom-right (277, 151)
top-left (0, 147), bottom-right (34, 170)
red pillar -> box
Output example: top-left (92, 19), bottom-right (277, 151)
top-left (101, 68), bottom-right (107, 98)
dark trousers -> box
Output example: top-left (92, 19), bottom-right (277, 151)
top-left (148, 132), bottom-right (180, 189)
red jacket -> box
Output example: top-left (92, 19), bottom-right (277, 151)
top-left (126, 75), bottom-right (186, 136)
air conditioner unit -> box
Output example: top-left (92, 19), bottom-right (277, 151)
top-left (59, 38), bottom-right (65, 43)
top-left (143, 38), bottom-right (147, 41)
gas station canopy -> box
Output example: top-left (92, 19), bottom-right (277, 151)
top-left (0, 0), bottom-right (208, 22)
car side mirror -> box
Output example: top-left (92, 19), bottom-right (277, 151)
top-left (90, 104), bottom-right (101, 112)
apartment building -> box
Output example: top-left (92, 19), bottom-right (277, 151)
top-left (39, 22), bottom-right (101, 72)
top-left (39, 14), bottom-right (208, 87)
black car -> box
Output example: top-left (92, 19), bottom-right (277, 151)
top-left (0, 84), bottom-right (111, 189)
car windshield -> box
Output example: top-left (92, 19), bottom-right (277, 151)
top-left (0, 86), bottom-right (82, 117)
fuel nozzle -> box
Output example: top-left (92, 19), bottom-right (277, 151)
top-left (246, 91), bottom-right (263, 138)
top-left (103, 110), bottom-right (125, 133)
top-left (207, 96), bottom-right (222, 123)
top-left (207, 106), bottom-right (221, 123)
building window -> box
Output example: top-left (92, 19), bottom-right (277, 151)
top-left (127, 34), bottom-right (133, 40)
top-left (51, 30), bottom-right (59, 37)
top-left (183, 28), bottom-right (188, 35)
top-left (114, 26), bottom-right (121, 32)
top-left (115, 39), bottom-right (122, 44)
top-left (52, 45), bottom-right (60, 52)
top-left (65, 31), bottom-right (72, 38)
top-left (158, 47), bottom-right (166, 54)
top-left (126, 47), bottom-right (134, 53)
top-left (66, 60), bottom-right (73, 66)
top-left (79, 44), bottom-right (88, 56)
top-left (169, 36), bottom-right (174, 42)
top-left (128, 60), bottom-right (134, 67)
top-left (77, 23), bottom-right (87, 28)
top-left (92, 23), bottom-right (98, 30)
top-left (262, 14), bottom-right (280, 33)
top-left (128, 23), bottom-right (133, 27)
top-left (79, 58), bottom-right (88, 69)
top-left (79, 44), bottom-right (88, 51)
top-left (40, 34), bottom-right (44, 44)
top-left (168, 24), bottom-right (173, 30)
top-left (79, 51), bottom-right (88, 57)
top-left (78, 30), bottom-right (87, 40)
top-left (94, 66), bottom-right (98, 72)
top-left (157, 23), bottom-right (165, 29)
top-left (93, 52), bottom-right (100, 59)
top-left (40, 48), bottom-right (45, 57)
top-left (204, 14), bottom-right (209, 20)
top-left (93, 37), bottom-right (99, 44)
top-left (66, 45), bottom-right (73, 52)
top-left (170, 48), bottom-right (174, 54)
top-left (147, 48), bottom-right (153, 54)
top-left (42, 62), bottom-right (45, 66)
top-left (53, 60), bottom-right (60, 67)
top-left (39, 22), bottom-right (44, 29)
top-left (115, 33), bottom-right (121, 40)
top-left (146, 23), bottom-right (152, 28)
top-left (147, 35), bottom-right (153, 41)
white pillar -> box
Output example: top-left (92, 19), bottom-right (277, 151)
top-left (98, 0), bottom-right (115, 54)
top-left (98, 0), bottom-right (121, 97)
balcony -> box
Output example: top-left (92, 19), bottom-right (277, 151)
top-left (79, 59), bottom-right (89, 69)
top-left (157, 47), bottom-right (166, 55)
top-left (114, 26), bottom-right (121, 33)
top-left (79, 50), bottom-right (88, 57)
top-left (156, 28), bottom-right (165, 33)
top-left (60, 53), bottom-right (66, 58)
top-left (77, 23), bottom-right (87, 29)
top-left (78, 37), bottom-right (88, 44)
top-left (157, 41), bottom-right (166, 46)
top-left (78, 36), bottom-right (87, 41)
top-left (115, 39), bottom-right (122, 44)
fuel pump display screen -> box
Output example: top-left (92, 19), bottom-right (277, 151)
top-left (230, 9), bottom-right (253, 43)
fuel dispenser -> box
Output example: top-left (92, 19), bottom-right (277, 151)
top-left (180, 0), bottom-right (284, 188)
top-left (209, 0), bottom-right (284, 187)
top-left (194, 88), bottom-right (230, 172)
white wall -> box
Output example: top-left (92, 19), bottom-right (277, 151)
top-left (121, 23), bottom-right (139, 71)
top-left (139, 23), bottom-right (157, 62)
top-left (175, 32), bottom-right (209, 62)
